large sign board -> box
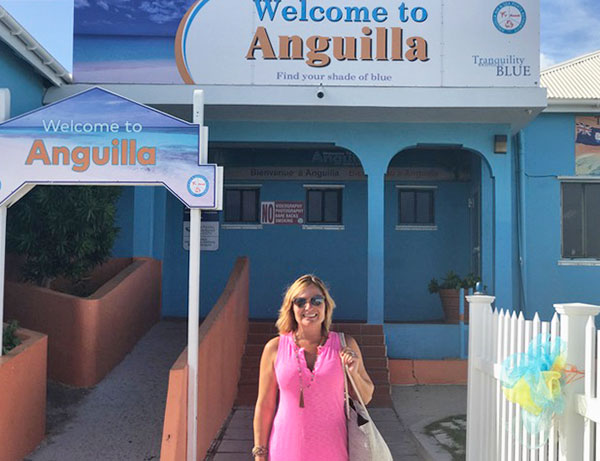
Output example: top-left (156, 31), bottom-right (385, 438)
top-left (0, 88), bottom-right (221, 209)
top-left (74, 0), bottom-right (539, 87)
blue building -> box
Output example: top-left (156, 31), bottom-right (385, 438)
top-left (3, 1), bottom-right (598, 360)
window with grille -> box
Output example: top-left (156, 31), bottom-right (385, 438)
top-left (398, 188), bottom-right (435, 225)
top-left (306, 187), bottom-right (342, 224)
top-left (562, 182), bottom-right (600, 258)
top-left (224, 187), bottom-right (260, 223)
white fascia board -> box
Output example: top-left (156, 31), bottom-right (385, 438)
top-left (45, 84), bottom-right (546, 132)
top-left (0, 6), bottom-right (72, 87)
top-left (544, 99), bottom-right (600, 113)
top-left (46, 83), bottom-right (546, 109)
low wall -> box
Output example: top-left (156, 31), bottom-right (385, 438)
top-left (5, 257), bottom-right (161, 386)
top-left (390, 359), bottom-right (467, 385)
top-left (0, 327), bottom-right (47, 461)
top-left (161, 257), bottom-right (249, 461)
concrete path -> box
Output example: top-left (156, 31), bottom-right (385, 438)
top-left (26, 320), bottom-right (187, 461)
top-left (23, 319), bottom-right (467, 461)
top-left (393, 385), bottom-right (468, 460)
top-left (206, 405), bottom-right (421, 460)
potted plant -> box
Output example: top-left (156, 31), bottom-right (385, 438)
top-left (1, 320), bottom-right (47, 460)
top-left (4, 185), bottom-right (162, 386)
top-left (428, 271), bottom-right (480, 324)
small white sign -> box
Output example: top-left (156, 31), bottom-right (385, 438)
top-left (183, 220), bottom-right (220, 251)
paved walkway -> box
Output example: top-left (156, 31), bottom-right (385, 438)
top-left (26, 320), bottom-right (187, 461)
top-left (22, 319), bottom-right (467, 461)
top-left (206, 405), bottom-right (421, 460)
top-left (207, 385), bottom-right (468, 460)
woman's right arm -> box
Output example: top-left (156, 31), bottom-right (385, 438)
top-left (253, 337), bottom-right (279, 460)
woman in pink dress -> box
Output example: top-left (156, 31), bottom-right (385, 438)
top-left (253, 274), bottom-right (375, 461)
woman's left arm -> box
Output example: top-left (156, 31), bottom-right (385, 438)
top-left (340, 335), bottom-right (375, 405)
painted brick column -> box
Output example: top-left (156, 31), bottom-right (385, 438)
top-left (365, 165), bottom-right (386, 324)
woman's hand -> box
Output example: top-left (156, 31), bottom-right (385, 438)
top-left (340, 336), bottom-right (375, 404)
top-left (340, 346), bottom-right (360, 375)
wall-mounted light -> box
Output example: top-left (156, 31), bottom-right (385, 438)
top-left (494, 134), bottom-right (508, 154)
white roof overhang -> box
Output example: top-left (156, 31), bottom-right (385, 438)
top-left (0, 6), bottom-right (72, 87)
top-left (45, 83), bottom-right (547, 134)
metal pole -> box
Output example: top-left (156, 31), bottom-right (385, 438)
top-left (0, 205), bottom-right (7, 357)
top-left (187, 208), bottom-right (201, 460)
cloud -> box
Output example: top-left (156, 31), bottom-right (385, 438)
top-left (540, 52), bottom-right (557, 70)
top-left (139, 0), bottom-right (188, 24)
top-left (541, 0), bottom-right (600, 65)
top-left (74, 0), bottom-right (90, 7)
top-left (97, 0), bottom-right (109, 11)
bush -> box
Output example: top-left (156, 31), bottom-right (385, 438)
top-left (428, 271), bottom-right (480, 294)
top-left (7, 186), bottom-right (121, 288)
top-left (2, 320), bottom-right (21, 354)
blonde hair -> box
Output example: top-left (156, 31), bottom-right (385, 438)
top-left (275, 274), bottom-right (336, 334)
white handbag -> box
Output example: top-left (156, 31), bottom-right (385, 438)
top-left (340, 333), bottom-right (394, 461)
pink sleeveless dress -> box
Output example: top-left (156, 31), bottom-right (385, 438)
top-left (269, 331), bottom-right (348, 461)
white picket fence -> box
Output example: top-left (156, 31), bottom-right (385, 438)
top-left (466, 295), bottom-right (600, 461)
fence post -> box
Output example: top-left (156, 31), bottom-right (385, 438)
top-left (554, 303), bottom-right (600, 461)
top-left (465, 293), bottom-right (495, 461)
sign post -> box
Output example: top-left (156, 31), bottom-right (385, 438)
top-left (187, 89), bottom-right (206, 461)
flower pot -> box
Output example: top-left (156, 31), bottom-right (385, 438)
top-left (0, 326), bottom-right (47, 461)
top-left (438, 289), bottom-right (469, 324)
top-left (5, 257), bottom-right (161, 387)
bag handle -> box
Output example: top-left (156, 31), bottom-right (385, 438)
top-left (339, 332), bottom-right (372, 421)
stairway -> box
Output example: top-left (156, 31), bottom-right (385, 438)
top-left (235, 322), bottom-right (392, 407)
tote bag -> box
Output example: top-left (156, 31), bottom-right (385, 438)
top-left (340, 333), bottom-right (394, 461)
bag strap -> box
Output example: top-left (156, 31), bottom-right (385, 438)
top-left (339, 332), bottom-right (372, 421)
top-left (340, 332), bottom-right (350, 418)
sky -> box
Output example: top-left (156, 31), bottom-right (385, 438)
top-left (0, 0), bottom-right (599, 72)
top-left (540, 0), bottom-right (600, 68)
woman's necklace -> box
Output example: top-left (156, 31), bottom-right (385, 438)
top-left (293, 331), bottom-right (327, 408)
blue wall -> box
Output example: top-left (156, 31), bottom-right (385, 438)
top-left (0, 40), bottom-right (46, 117)
top-left (385, 323), bottom-right (467, 359)
top-left (112, 120), bottom-right (515, 330)
top-left (384, 180), bottom-right (472, 321)
top-left (521, 113), bottom-right (600, 320)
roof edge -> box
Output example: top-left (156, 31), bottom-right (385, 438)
top-left (0, 6), bottom-right (72, 87)
top-left (544, 98), bottom-right (600, 113)
top-left (541, 50), bottom-right (600, 74)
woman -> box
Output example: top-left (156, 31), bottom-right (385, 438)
top-left (253, 274), bottom-right (374, 460)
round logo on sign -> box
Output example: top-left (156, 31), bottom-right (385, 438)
top-left (493, 1), bottom-right (526, 34)
top-left (187, 174), bottom-right (209, 197)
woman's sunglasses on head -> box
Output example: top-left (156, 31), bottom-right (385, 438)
top-left (293, 295), bottom-right (325, 308)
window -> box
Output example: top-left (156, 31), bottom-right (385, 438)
top-left (306, 187), bottom-right (342, 224)
top-left (224, 187), bottom-right (260, 223)
top-left (398, 188), bottom-right (435, 225)
top-left (562, 182), bottom-right (600, 258)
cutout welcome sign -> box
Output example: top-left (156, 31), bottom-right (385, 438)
top-left (0, 87), bottom-right (221, 209)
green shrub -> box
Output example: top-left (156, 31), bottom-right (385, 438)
top-left (2, 320), bottom-right (21, 354)
top-left (428, 271), bottom-right (480, 294)
top-left (7, 186), bottom-right (121, 288)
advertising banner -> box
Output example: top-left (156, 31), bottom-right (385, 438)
top-left (0, 88), bottom-right (220, 209)
top-left (73, 0), bottom-right (539, 87)
top-left (575, 116), bottom-right (600, 176)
